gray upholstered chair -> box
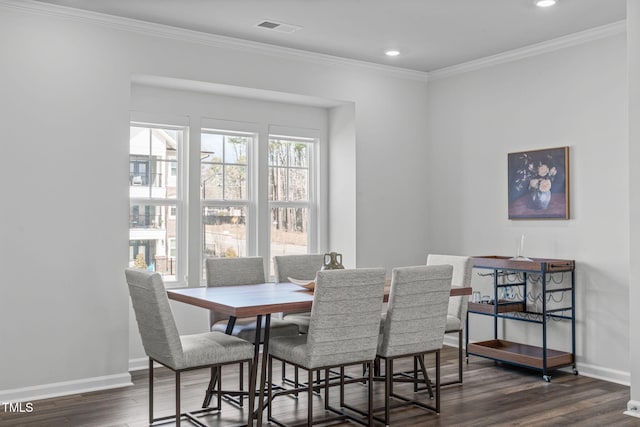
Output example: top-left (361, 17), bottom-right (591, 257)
top-left (376, 265), bottom-right (453, 424)
top-left (266, 268), bottom-right (386, 427)
top-left (427, 253), bottom-right (473, 385)
top-left (273, 254), bottom-right (324, 334)
top-left (125, 268), bottom-right (256, 427)
top-left (273, 254), bottom-right (324, 387)
top-left (204, 256), bottom-right (300, 407)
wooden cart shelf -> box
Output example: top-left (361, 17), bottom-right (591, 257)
top-left (472, 255), bottom-right (574, 272)
top-left (468, 300), bottom-right (525, 314)
top-left (467, 256), bottom-right (577, 381)
top-left (467, 339), bottom-right (574, 370)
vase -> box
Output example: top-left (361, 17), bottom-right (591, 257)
top-left (321, 252), bottom-right (344, 270)
top-left (530, 190), bottom-right (551, 210)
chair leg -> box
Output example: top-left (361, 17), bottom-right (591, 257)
top-left (176, 371), bottom-right (181, 427)
top-left (367, 361), bottom-right (374, 427)
top-left (239, 362), bottom-right (244, 407)
top-left (458, 330), bottom-right (463, 383)
top-left (267, 355), bottom-right (273, 420)
top-left (247, 359), bottom-right (256, 427)
top-left (384, 358), bottom-right (392, 427)
top-left (324, 369), bottom-right (330, 410)
top-left (435, 350), bottom-right (441, 414)
top-left (149, 358), bottom-right (154, 425)
top-left (217, 367), bottom-right (222, 410)
top-left (441, 329), bottom-right (464, 387)
top-left (308, 369), bottom-right (314, 425)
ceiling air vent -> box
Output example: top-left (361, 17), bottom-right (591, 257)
top-left (255, 20), bottom-right (302, 34)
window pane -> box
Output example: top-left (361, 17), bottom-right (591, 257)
top-left (203, 206), bottom-right (248, 278)
top-left (224, 165), bottom-right (247, 200)
top-left (201, 133), bottom-right (223, 162)
top-left (130, 126), bottom-right (179, 200)
top-left (269, 167), bottom-right (287, 201)
top-left (288, 168), bottom-right (308, 201)
top-left (225, 137), bottom-right (248, 164)
top-left (129, 204), bottom-right (177, 281)
top-left (268, 138), bottom-right (310, 202)
top-left (201, 163), bottom-right (223, 199)
top-left (202, 132), bottom-right (250, 201)
top-left (289, 143), bottom-right (308, 168)
top-left (269, 139), bottom-right (287, 166)
top-left (129, 123), bottom-right (182, 283)
top-left (270, 207), bottom-right (308, 257)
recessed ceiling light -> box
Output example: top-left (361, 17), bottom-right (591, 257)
top-left (385, 50), bottom-right (400, 57)
top-left (535, 0), bottom-right (557, 7)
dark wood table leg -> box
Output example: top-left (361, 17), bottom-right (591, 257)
top-left (202, 316), bottom-right (238, 408)
top-left (255, 314), bottom-right (270, 427)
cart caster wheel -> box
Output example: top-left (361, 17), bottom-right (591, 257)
top-left (543, 375), bottom-right (551, 382)
top-left (572, 368), bottom-right (578, 375)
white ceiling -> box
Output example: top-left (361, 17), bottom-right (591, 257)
top-left (35, 0), bottom-right (626, 72)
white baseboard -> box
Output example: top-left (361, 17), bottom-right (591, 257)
top-left (574, 362), bottom-right (630, 386)
top-left (443, 334), bottom-right (461, 349)
top-left (0, 373), bottom-right (132, 403)
top-left (129, 356), bottom-right (150, 372)
top-left (129, 357), bottom-right (167, 372)
top-left (624, 400), bottom-right (640, 418)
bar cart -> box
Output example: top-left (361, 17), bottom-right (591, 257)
top-left (466, 256), bottom-right (577, 382)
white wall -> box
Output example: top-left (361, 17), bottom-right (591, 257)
top-left (426, 34), bottom-right (629, 380)
top-left (0, 1), bottom-right (429, 398)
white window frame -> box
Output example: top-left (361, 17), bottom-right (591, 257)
top-left (129, 113), bottom-right (189, 286)
top-left (267, 125), bottom-right (320, 260)
top-left (199, 119), bottom-right (259, 282)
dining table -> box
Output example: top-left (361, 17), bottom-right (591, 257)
top-left (167, 280), bottom-right (472, 426)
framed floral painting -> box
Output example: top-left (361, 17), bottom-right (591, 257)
top-left (508, 146), bottom-right (570, 220)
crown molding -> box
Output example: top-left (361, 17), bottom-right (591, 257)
top-left (429, 20), bottom-right (626, 81)
top-left (0, 0), bottom-right (428, 82)
top-left (1, 1), bottom-right (625, 83)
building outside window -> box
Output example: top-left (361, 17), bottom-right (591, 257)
top-left (128, 125), bottom-right (182, 281)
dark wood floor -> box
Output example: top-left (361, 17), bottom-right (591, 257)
top-left (1, 346), bottom-right (637, 427)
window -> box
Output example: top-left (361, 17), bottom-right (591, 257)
top-left (129, 125), bottom-right (183, 282)
top-left (268, 135), bottom-right (315, 275)
top-left (201, 130), bottom-right (253, 277)
top-left (128, 110), bottom-right (321, 286)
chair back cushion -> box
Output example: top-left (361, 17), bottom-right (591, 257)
top-left (378, 265), bottom-right (453, 358)
top-left (273, 254), bottom-right (324, 283)
top-left (125, 268), bottom-right (183, 369)
top-left (426, 254), bottom-right (473, 324)
top-left (205, 257), bottom-right (266, 327)
top-left (305, 268), bottom-right (386, 368)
